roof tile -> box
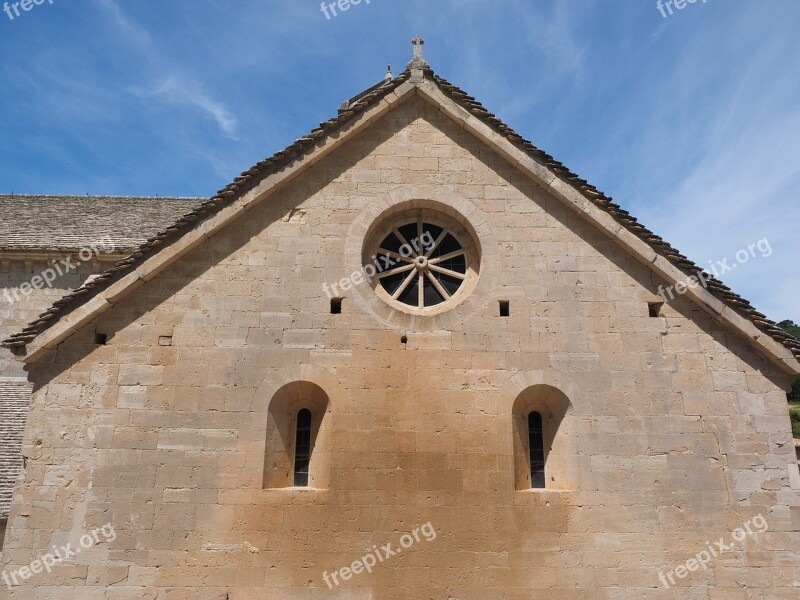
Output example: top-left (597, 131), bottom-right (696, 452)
top-left (0, 195), bottom-right (206, 253)
top-left (0, 381), bottom-right (30, 518)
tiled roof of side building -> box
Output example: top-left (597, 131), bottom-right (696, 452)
top-left (0, 380), bottom-right (31, 519)
top-left (0, 195), bottom-right (207, 253)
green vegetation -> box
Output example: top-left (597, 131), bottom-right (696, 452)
top-left (778, 320), bottom-right (800, 405)
top-left (778, 319), bottom-right (800, 339)
top-left (791, 377), bottom-right (800, 405)
top-left (778, 321), bottom-right (800, 438)
top-left (790, 402), bottom-right (800, 439)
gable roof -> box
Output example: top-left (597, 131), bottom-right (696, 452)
top-left (3, 62), bottom-right (799, 374)
top-left (0, 195), bottom-right (206, 253)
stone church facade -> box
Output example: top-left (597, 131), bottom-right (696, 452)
top-left (1, 42), bottom-right (799, 598)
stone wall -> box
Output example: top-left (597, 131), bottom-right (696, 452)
top-left (1, 97), bottom-right (798, 599)
top-left (0, 257), bottom-right (109, 377)
top-left (0, 257), bottom-right (113, 554)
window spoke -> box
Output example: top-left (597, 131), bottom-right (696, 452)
top-left (428, 264), bottom-right (467, 280)
top-left (426, 271), bottom-right (451, 300)
top-left (428, 249), bottom-right (464, 264)
top-left (424, 230), bottom-right (449, 259)
top-left (392, 227), bottom-right (413, 253)
top-left (377, 263), bottom-right (415, 279)
top-left (391, 268), bottom-right (418, 300)
top-left (378, 249), bottom-right (414, 263)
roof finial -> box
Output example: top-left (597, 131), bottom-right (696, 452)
top-left (409, 35), bottom-right (429, 69)
top-left (385, 64), bottom-right (393, 81)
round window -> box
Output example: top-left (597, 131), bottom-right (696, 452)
top-left (374, 219), bottom-right (469, 309)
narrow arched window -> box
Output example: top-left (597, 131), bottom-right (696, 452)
top-left (293, 409), bottom-right (312, 487)
top-left (528, 411), bottom-right (545, 489)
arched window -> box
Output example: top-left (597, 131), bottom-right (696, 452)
top-left (528, 411), bottom-right (545, 489)
top-left (513, 385), bottom-right (572, 491)
top-left (293, 409), bottom-right (313, 487)
top-left (264, 381), bottom-right (330, 490)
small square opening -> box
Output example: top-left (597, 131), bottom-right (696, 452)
top-left (330, 298), bottom-right (342, 314)
top-left (648, 303), bottom-right (663, 318)
top-left (499, 301), bottom-right (510, 317)
top-left (94, 333), bottom-right (108, 345)
top-left (401, 335), bottom-right (408, 345)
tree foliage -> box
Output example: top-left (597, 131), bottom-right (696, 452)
top-left (778, 320), bottom-right (800, 403)
top-left (778, 319), bottom-right (800, 340)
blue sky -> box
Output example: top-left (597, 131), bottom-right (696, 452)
top-left (0, 0), bottom-right (798, 322)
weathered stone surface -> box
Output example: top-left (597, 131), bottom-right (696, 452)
top-left (0, 92), bottom-right (797, 600)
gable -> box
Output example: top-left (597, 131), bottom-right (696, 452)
top-left (3, 66), bottom-right (799, 376)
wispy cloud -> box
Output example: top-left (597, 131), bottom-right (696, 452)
top-left (92, 0), bottom-right (153, 48)
top-left (133, 76), bottom-right (238, 139)
top-left (91, 0), bottom-right (238, 139)
top-left (618, 4), bottom-right (800, 319)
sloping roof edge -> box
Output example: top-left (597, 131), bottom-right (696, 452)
top-left (3, 66), bottom-right (799, 374)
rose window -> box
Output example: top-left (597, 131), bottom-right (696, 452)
top-left (374, 219), bottom-right (468, 309)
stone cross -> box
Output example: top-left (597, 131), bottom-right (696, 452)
top-left (409, 35), bottom-right (430, 68)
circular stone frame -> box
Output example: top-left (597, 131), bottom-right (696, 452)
top-left (365, 210), bottom-right (479, 315)
top-left (343, 192), bottom-right (500, 330)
